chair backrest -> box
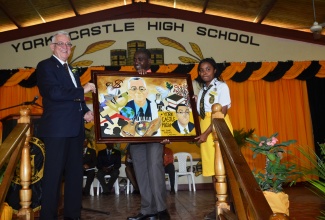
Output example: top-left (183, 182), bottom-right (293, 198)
top-left (174, 152), bottom-right (193, 173)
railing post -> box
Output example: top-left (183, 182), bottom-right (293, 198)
top-left (211, 103), bottom-right (230, 216)
top-left (17, 106), bottom-right (34, 220)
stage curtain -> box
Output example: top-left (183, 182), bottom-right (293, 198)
top-left (0, 63), bottom-right (317, 175)
top-left (0, 85), bottom-right (42, 118)
top-left (227, 79), bottom-right (314, 176)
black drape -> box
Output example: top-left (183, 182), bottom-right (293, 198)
top-left (306, 77), bottom-right (325, 157)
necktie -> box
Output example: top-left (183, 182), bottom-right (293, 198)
top-left (107, 150), bottom-right (111, 161)
top-left (139, 107), bottom-right (144, 119)
top-left (64, 63), bottom-right (78, 88)
top-left (199, 85), bottom-right (212, 119)
top-left (63, 63), bottom-right (69, 73)
top-left (184, 128), bottom-right (189, 134)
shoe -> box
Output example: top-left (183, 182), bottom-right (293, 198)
top-left (204, 208), bottom-right (216, 220)
top-left (83, 191), bottom-right (90, 197)
top-left (170, 189), bottom-right (175, 195)
top-left (132, 189), bottom-right (140, 194)
top-left (157, 209), bottom-right (170, 220)
top-left (101, 191), bottom-right (112, 196)
top-left (127, 213), bottom-right (157, 220)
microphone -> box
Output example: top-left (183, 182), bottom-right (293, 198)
top-left (31, 96), bottom-right (38, 105)
top-left (24, 96), bottom-right (38, 105)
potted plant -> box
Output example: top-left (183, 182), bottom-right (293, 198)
top-left (246, 132), bottom-right (299, 216)
top-left (233, 128), bottom-right (255, 148)
top-left (295, 142), bottom-right (325, 219)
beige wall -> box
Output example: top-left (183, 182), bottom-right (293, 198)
top-left (1, 18), bottom-right (324, 69)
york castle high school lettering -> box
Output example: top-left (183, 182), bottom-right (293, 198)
top-left (11, 20), bottom-right (260, 52)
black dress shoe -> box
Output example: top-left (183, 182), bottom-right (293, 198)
top-left (170, 189), bottom-right (175, 195)
top-left (127, 213), bottom-right (157, 220)
top-left (157, 210), bottom-right (170, 220)
top-left (83, 191), bottom-right (90, 197)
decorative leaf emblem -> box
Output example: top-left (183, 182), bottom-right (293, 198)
top-left (157, 37), bottom-right (204, 63)
top-left (71, 60), bottom-right (93, 67)
top-left (68, 46), bottom-right (76, 64)
top-left (157, 37), bottom-right (187, 53)
top-left (189, 42), bottom-right (204, 60)
top-left (82, 40), bottom-right (116, 55)
top-left (69, 40), bottom-right (116, 66)
top-left (179, 56), bottom-right (198, 63)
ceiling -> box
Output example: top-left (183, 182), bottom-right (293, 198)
top-left (0, 0), bottom-right (325, 45)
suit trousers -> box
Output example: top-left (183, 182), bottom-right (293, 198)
top-left (96, 169), bottom-right (120, 193)
top-left (130, 142), bottom-right (167, 215)
top-left (83, 170), bottom-right (95, 195)
top-left (39, 131), bottom-right (84, 220)
top-left (164, 163), bottom-right (175, 190)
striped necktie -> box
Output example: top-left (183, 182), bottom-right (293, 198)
top-left (199, 85), bottom-right (212, 119)
top-left (63, 63), bottom-right (69, 73)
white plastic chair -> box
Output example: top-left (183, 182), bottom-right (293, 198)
top-left (96, 175), bottom-right (120, 195)
top-left (174, 152), bottom-right (196, 192)
top-left (126, 178), bottom-right (133, 194)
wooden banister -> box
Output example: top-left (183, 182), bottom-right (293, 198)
top-left (0, 106), bottom-right (34, 220)
top-left (211, 103), bottom-right (288, 220)
top-left (0, 123), bottom-right (29, 209)
top-left (17, 107), bottom-right (34, 220)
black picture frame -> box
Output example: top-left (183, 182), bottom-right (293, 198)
top-left (92, 71), bottom-right (201, 143)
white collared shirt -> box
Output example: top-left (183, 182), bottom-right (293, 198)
top-left (53, 55), bottom-right (77, 87)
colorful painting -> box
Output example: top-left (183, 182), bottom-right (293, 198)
top-left (92, 71), bottom-right (200, 143)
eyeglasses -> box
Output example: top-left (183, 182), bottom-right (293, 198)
top-left (52, 42), bottom-right (73, 47)
top-left (177, 111), bottom-right (190, 115)
top-left (129, 86), bottom-right (146, 93)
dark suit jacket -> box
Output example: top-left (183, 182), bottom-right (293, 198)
top-left (171, 121), bottom-right (195, 133)
top-left (97, 148), bottom-right (121, 170)
top-left (36, 56), bottom-right (89, 137)
top-left (83, 147), bottom-right (97, 169)
top-left (124, 99), bottom-right (152, 120)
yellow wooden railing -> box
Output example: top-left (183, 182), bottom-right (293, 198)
top-left (0, 107), bottom-right (34, 220)
top-left (211, 103), bottom-right (288, 220)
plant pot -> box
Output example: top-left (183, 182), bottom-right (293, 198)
top-left (263, 191), bottom-right (289, 216)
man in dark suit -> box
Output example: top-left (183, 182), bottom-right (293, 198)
top-left (82, 139), bottom-right (97, 196)
top-left (36, 30), bottom-right (96, 220)
top-left (127, 49), bottom-right (171, 220)
top-left (96, 143), bottom-right (121, 195)
top-left (172, 104), bottom-right (195, 134)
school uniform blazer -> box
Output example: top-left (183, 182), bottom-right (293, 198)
top-left (36, 56), bottom-right (89, 137)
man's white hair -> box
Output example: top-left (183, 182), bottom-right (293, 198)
top-left (127, 77), bottom-right (147, 89)
top-left (51, 31), bottom-right (70, 43)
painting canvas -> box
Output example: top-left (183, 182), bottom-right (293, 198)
top-left (92, 71), bottom-right (201, 143)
